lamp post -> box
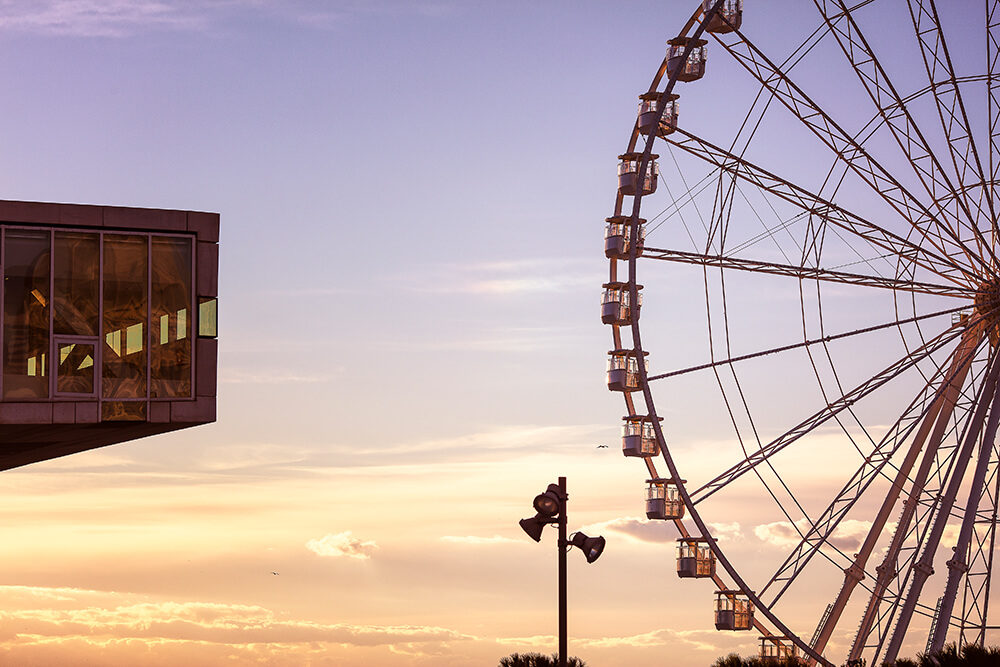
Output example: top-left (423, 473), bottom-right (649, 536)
top-left (519, 476), bottom-right (605, 667)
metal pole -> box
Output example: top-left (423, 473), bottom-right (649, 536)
top-left (558, 476), bottom-right (567, 667)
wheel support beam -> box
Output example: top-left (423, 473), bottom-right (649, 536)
top-left (809, 326), bottom-right (984, 662)
top-left (883, 349), bottom-right (1000, 662)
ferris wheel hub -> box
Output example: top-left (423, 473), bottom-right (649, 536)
top-left (974, 280), bottom-right (1000, 345)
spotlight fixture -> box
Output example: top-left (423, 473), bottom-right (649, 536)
top-left (569, 532), bottom-right (606, 564)
top-left (519, 514), bottom-right (547, 542)
top-left (533, 483), bottom-right (563, 516)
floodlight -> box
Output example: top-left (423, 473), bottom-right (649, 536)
top-left (519, 515), bottom-right (546, 542)
top-left (533, 483), bottom-right (563, 517)
top-left (569, 532), bottom-right (606, 563)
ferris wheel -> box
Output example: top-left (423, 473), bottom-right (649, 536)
top-left (604, 1), bottom-right (1000, 664)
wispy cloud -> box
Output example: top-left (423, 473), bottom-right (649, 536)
top-left (754, 518), bottom-right (874, 552)
top-left (306, 531), bottom-right (379, 560)
top-left (0, 586), bottom-right (473, 648)
top-left (405, 258), bottom-right (599, 296)
top-left (220, 369), bottom-right (336, 385)
top-left (0, 0), bottom-right (460, 37)
top-left (581, 517), bottom-right (743, 546)
top-left (384, 326), bottom-right (588, 353)
top-left (580, 517), bottom-right (674, 544)
top-left (440, 535), bottom-right (520, 546)
top-left (360, 424), bottom-right (609, 462)
top-left (0, 1), bottom-right (207, 37)
top-left (498, 628), bottom-right (747, 654)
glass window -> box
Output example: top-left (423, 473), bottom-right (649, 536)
top-left (57, 342), bottom-right (95, 394)
top-left (151, 237), bottom-right (192, 398)
top-left (102, 235), bottom-right (147, 399)
top-left (3, 230), bottom-right (50, 399)
top-left (102, 400), bottom-right (146, 422)
top-left (198, 297), bottom-right (217, 337)
top-left (53, 232), bottom-right (99, 336)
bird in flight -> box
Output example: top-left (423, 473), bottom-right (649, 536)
top-left (596, 444), bottom-right (608, 449)
top-left (270, 571), bottom-right (280, 576)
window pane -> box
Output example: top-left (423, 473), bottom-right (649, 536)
top-left (53, 232), bottom-right (99, 336)
top-left (151, 237), bottom-right (192, 398)
top-left (3, 230), bottom-right (50, 399)
top-left (102, 235), bottom-right (147, 398)
top-left (198, 297), bottom-right (217, 337)
top-left (57, 342), bottom-right (95, 394)
top-left (102, 401), bottom-right (146, 422)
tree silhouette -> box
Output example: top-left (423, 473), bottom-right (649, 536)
top-left (711, 643), bottom-right (1000, 666)
top-left (497, 652), bottom-right (588, 667)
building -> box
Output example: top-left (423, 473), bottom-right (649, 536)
top-left (0, 200), bottom-right (219, 470)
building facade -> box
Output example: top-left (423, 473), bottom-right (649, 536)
top-left (0, 200), bottom-right (218, 470)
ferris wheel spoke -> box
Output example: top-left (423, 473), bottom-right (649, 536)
top-left (689, 323), bottom-right (969, 506)
top-left (813, 0), bottom-right (993, 263)
top-left (667, 128), bottom-right (977, 286)
top-left (905, 0), bottom-right (996, 251)
top-left (642, 246), bottom-right (972, 297)
top-left (758, 332), bottom-right (967, 610)
top-left (648, 305), bottom-right (964, 384)
top-left (883, 349), bottom-right (1000, 663)
top-left (989, 0), bottom-right (1000, 241)
top-left (709, 26), bottom-right (991, 277)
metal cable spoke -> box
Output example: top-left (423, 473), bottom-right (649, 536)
top-left (641, 247), bottom-right (972, 297)
top-left (690, 323), bottom-right (971, 506)
top-left (906, 0), bottom-right (996, 251)
top-left (710, 21), bottom-right (992, 280)
top-left (666, 128), bottom-right (976, 286)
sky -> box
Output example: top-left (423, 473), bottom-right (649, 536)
top-left (0, 1), bottom-right (998, 666)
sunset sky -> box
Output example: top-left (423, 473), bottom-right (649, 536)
top-left (0, 1), bottom-right (995, 666)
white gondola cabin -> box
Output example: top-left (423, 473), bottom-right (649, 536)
top-left (667, 37), bottom-right (707, 82)
top-left (677, 537), bottom-right (716, 578)
top-left (604, 216), bottom-right (646, 260)
top-left (618, 153), bottom-right (659, 196)
top-left (622, 416), bottom-right (661, 458)
top-left (607, 349), bottom-right (648, 392)
top-left (638, 92), bottom-right (679, 137)
top-left (760, 637), bottom-right (799, 663)
top-left (646, 478), bottom-right (684, 519)
top-left (715, 590), bottom-right (754, 630)
top-left (602, 282), bottom-right (642, 326)
top-left (702, 0), bottom-right (743, 34)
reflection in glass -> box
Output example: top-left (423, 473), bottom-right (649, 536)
top-left (103, 235), bottom-right (147, 398)
top-left (102, 400), bottom-right (146, 422)
top-left (57, 343), bottom-right (95, 394)
top-left (54, 232), bottom-right (99, 335)
top-left (199, 297), bottom-right (218, 337)
top-left (3, 230), bottom-right (50, 399)
top-left (151, 237), bottom-right (192, 398)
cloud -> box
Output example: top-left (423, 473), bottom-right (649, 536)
top-left (306, 531), bottom-right (378, 560)
top-left (392, 326), bottom-right (588, 353)
top-left (580, 517), bottom-right (674, 544)
top-left (499, 628), bottom-right (747, 654)
top-left (440, 535), bottom-right (520, 545)
top-left (220, 369), bottom-right (335, 385)
top-left (0, 0), bottom-right (206, 37)
top-left (708, 522), bottom-right (743, 542)
top-left (582, 517), bottom-right (743, 545)
top-left (754, 518), bottom-right (874, 553)
top-left (406, 259), bottom-right (599, 296)
top-left (0, 588), bottom-right (473, 647)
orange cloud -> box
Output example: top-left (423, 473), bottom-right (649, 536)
top-left (306, 532), bottom-right (379, 559)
